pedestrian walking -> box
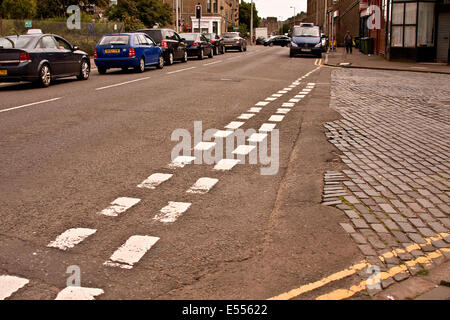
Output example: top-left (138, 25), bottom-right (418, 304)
top-left (344, 30), bottom-right (353, 54)
top-left (88, 19), bottom-right (96, 40)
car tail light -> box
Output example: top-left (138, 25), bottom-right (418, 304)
top-left (234, 38), bottom-right (240, 41)
top-left (19, 52), bottom-right (31, 63)
top-left (210, 40), bottom-right (215, 44)
top-left (192, 42), bottom-right (199, 47)
top-left (129, 48), bottom-right (136, 57)
top-left (94, 49), bottom-right (98, 59)
top-left (160, 40), bottom-right (168, 48)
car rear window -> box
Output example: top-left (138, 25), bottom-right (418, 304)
top-left (293, 27), bottom-right (320, 37)
top-left (99, 35), bottom-right (130, 45)
top-left (0, 35), bottom-right (35, 48)
top-left (142, 30), bottom-right (163, 43)
top-left (223, 33), bottom-right (239, 38)
top-left (182, 34), bottom-right (198, 41)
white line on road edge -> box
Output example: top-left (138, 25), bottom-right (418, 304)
top-left (166, 67), bottom-right (196, 75)
top-left (104, 235), bottom-right (160, 269)
top-left (99, 197), bottom-right (141, 217)
top-left (95, 77), bottom-right (150, 91)
top-left (137, 173), bottom-right (173, 189)
top-left (169, 156), bottom-right (196, 168)
top-left (214, 159), bottom-right (240, 171)
top-left (55, 287), bottom-right (104, 300)
top-left (0, 97), bottom-right (62, 114)
top-left (154, 201), bottom-right (192, 223)
top-left (47, 228), bottom-right (97, 251)
top-left (187, 177), bottom-right (219, 194)
top-left (204, 60), bottom-right (223, 66)
top-left (0, 275), bottom-right (29, 300)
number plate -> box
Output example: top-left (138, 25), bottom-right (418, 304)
top-left (0, 70), bottom-right (7, 76)
top-left (301, 48), bottom-right (312, 52)
top-left (224, 44), bottom-right (233, 47)
top-left (104, 49), bottom-right (121, 53)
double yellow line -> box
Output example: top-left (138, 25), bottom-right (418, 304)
top-left (314, 58), bottom-right (323, 66)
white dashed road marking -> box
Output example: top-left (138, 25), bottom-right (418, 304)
top-left (0, 275), bottom-right (29, 300)
top-left (104, 235), bottom-right (160, 269)
top-left (225, 121), bottom-right (245, 130)
top-left (248, 133), bottom-right (267, 143)
top-left (237, 113), bottom-right (255, 120)
top-left (276, 108), bottom-right (291, 114)
top-left (282, 103), bottom-right (295, 107)
top-left (256, 101), bottom-right (269, 106)
top-left (137, 173), bottom-right (173, 189)
top-left (99, 197), bottom-right (141, 217)
top-left (166, 67), bottom-right (196, 75)
top-left (248, 107), bottom-right (262, 113)
top-left (187, 177), bottom-right (219, 194)
top-left (268, 115), bottom-right (285, 122)
top-left (194, 142), bottom-right (216, 151)
top-left (0, 97), bottom-right (62, 114)
top-left (289, 98), bottom-right (301, 103)
top-left (265, 97), bottom-right (277, 101)
top-left (214, 130), bottom-right (234, 138)
top-left (47, 228), bottom-right (97, 251)
top-left (169, 156), bottom-right (196, 168)
top-left (154, 202), bottom-right (192, 223)
top-left (55, 287), bottom-right (104, 300)
top-left (232, 145), bottom-right (256, 155)
top-left (214, 159), bottom-right (240, 171)
top-left (95, 77), bottom-right (150, 91)
top-left (259, 123), bottom-right (277, 132)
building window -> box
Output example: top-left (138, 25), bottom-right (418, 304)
top-left (417, 2), bottom-right (435, 47)
top-left (213, 0), bottom-right (218, 13)
top-left (207, 0), bottom-right (212, 13)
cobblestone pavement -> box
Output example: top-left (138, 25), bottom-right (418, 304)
top-left (322, 69), bottom-right (450, 294)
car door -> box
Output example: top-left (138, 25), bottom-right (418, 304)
top-left (37, 35), bottom-right (63, 75)
top-left (144, 35), bottom-right (159, 64)
top-left (165, 30), bottom-right (177, 59)
top-left (54, 36), bottom-right (79, 74)
top-left (173, 32), bottom-right (185, 59)
top-left (135, 34), bottom-right (149, 64)
top-left (200, 35), bottom-right (211, 54)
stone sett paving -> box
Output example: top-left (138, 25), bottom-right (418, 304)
top-left (322, 69), bottom-right (450, 291)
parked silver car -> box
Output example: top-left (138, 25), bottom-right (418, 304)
top-left (223, 32), bottom-right (247, 52)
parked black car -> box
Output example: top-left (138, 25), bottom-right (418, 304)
top-left (137, 28), bottom-right (187, 65)
top-left (223, 32), bottom-right (247, 52)
top-left (183, 33), bottom-right (214, 60)
top-left (264, 35), bottom-right (291, 47)
top-left (256, 36), bottom-right (266, 45)
top-left (204, 33), bottom-right (225, 55)
top-left (0, 32), bottom-right (90, 87)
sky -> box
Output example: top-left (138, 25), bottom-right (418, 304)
top-left (249, 0), bottom-right (308, 21)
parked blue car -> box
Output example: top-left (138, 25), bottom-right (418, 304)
top-left (94, 33), bottom-right (164, 74)
top-left (290, 26), bottom-right (323, 58)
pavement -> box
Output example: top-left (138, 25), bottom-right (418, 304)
top-left (0, 45), bottom-right (448, 300)
top-left (324, 47), bottom-right (450, 74)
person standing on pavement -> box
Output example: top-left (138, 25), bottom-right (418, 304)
top-left (344, 30), bottom-right (353, 54)
top-left (88, 19), bottom-right (96, 40)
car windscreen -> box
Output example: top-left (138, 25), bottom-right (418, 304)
top-left (99, 35), bottom-right (130, 46)
top-left (203, 34), bottom-right (212, 40)
top-left (0, 35), bottom-right (35, 48)
top-left (182, 34), bottom-right (198, 41)
top-left (293, 27), bottom-right (320, 37)
top-left (142, 30), bottom-right (163, 43)
top-left (223, 33), bottom-right (239, 38)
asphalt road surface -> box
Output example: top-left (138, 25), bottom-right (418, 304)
top-left (0, 46), bottom-right (364, 300)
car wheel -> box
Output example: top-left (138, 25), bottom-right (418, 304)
top-left (244, 45), bottom-right (247, 52)
top-left (181, 51), bottom-right (188, 63)
top-left (135, 57), bottom-right (145, 73)
top-left (269, 42), bottom-right (274, 47)
top-left (38, 64), bottom-right (51, 87)
top-left (167, 52), bottom-right (174, 65)
top-left (208, 48), bottom-right (214, 58)
top-left (77, 59), bottom-right (90, 80)
top-left (98, 67), bottom-right (107, 74)
top-left (198, 49), bottom-right (204, 60)
top-left (290, 51), bottom-right (295, 58)
top-left (221, 46), bottom-right (225, 54)
top-left (239, 45), bottom-right (243, 52)
top-left (156, 55), bottom-right (164, 69)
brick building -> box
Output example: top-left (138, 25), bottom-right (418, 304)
top-left (161, 0), bottom-right (239, 34)
top-left (260, 17), bottom-right (279, 36)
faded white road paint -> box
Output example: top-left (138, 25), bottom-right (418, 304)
top-left (214, 159), bottom-right (240, 171)
top-left (166, 67), bottom-right (196, 75)
top-left (96, 77), bottom-right (150, 91)
top-left (248, 133), bottom-right (267, 143)
top-left (289, 98), bottom-right (301, 103)
top-left (169, 156), bottom-right (196, 168)
top-left (265, 97), bottom-right (277, 101)
top-left (55, 287), bottom-right (104, 300)
top-left (138, 173), bottom-right (173, 189)
top-left (276, 108), bottom-right (291, 114)
top-left (225, 121), bottom-right (245, 130)
top-left (187, 177), bottom-right (219, 194)
top-left (268, 115), bottom-right (285, 122)
top-left (214, 130), bottom-right (234, 138)
top-left (256, 101), bottom-right (269, 106)
top-left (248, 107), bottom-right (262, 113)
top-left (0, 275), bottom-right (29, 300)
top-left (104, 235), bottom-right (159, 269)
top-left (282, 102), bottom-right (295, 107)
top-left (48, 228), bottom-right (97, 250)
top-left (232, 145), bottom-right (256, 155)
top-left (259, 123), bottom-right (277, 132)
top-left (238, 113), bottom-right (255, 120)
top-left (0, 97), bottom-right (62, 114)
top-left (99, 197), bottom-right (141, 217)
top-left (194, 142), bottom-right (216, 151)
top-left (154, 202), bottom-right (192, 223)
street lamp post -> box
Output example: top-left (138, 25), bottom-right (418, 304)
top-left (250, 0), bottom-right (254, 45)
top-left (175, 0), bottom-right (179, 33)
top-left (290, 6), bottom-right (296, 27)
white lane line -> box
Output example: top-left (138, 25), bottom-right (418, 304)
top-left (166, 67), bottom-right (196, 75)
top-left (256, 101), bottom-right (269, 106)
top-left (0, 275), bottom-right (29, 300)
top-left (248, 133), bottom-right (267, 143)
top-left (194, 142), bottom-right (216, 151)
top-left (302, 88), bottom-right (312, 92)
top-left (95, 77), bottom-right (150, 91)
top-left (237, 113), bottom-right (255, 120)
top-left (214, 130), bottom-right (234, 138)
top-left (214, 159), bottom-right (240, 171)
top-left (265, 97), bottom-right (277, 101)
top-left (294, 95), bottom-right (306, 99)
top-left (278, 90), bottom-right (288, 94)
top-left (232, 145), bottom-right (256, 155)
top-left (154, 202), bottom-right (192, 223)
top-left (248, 107), bottom-right (262, 113)
top-left (259, 123), bottom-right (277, 132)
top-left (104, 235), bottom-right (159, 269)
top-left (282, 102), bottom-right (295, 107)
top-left (268, 115), bottom-right (285, 122)
top-left (272, 94), bottom-right (283, 98)
top-left (99, 197), bottom-right (141, 217)
top-left (204, 60), bottom-right (223, 66)
top-left (283, 88), bottom-right (293, 91)
top-left (55, 287), bottom-right (104, 300)
top-left (0, 97), bottom-right (62, 114)
top-left (187, 177), bottom-right (219, 194)
top-left (138, 173), bottom-right (173, 189)
top-left (168, 156), bottom-right (196, 168)
top-left (276, 108), bottom-right (291, 114)
top-left (47, 228), bottom-right (97, 251)
top-left (225, 121), bottom-right (245, 130)
top-left (289, 98), bottom-right (301, 103)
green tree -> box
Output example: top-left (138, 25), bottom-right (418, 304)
top-left (2, 0), bottom-right (36, 19)
top-left (239, 0), bottom-right (260, 30)
top-left (279, 23), bottom-right (290, 35)
top-left (36, 0), bottom-right (110, 19)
